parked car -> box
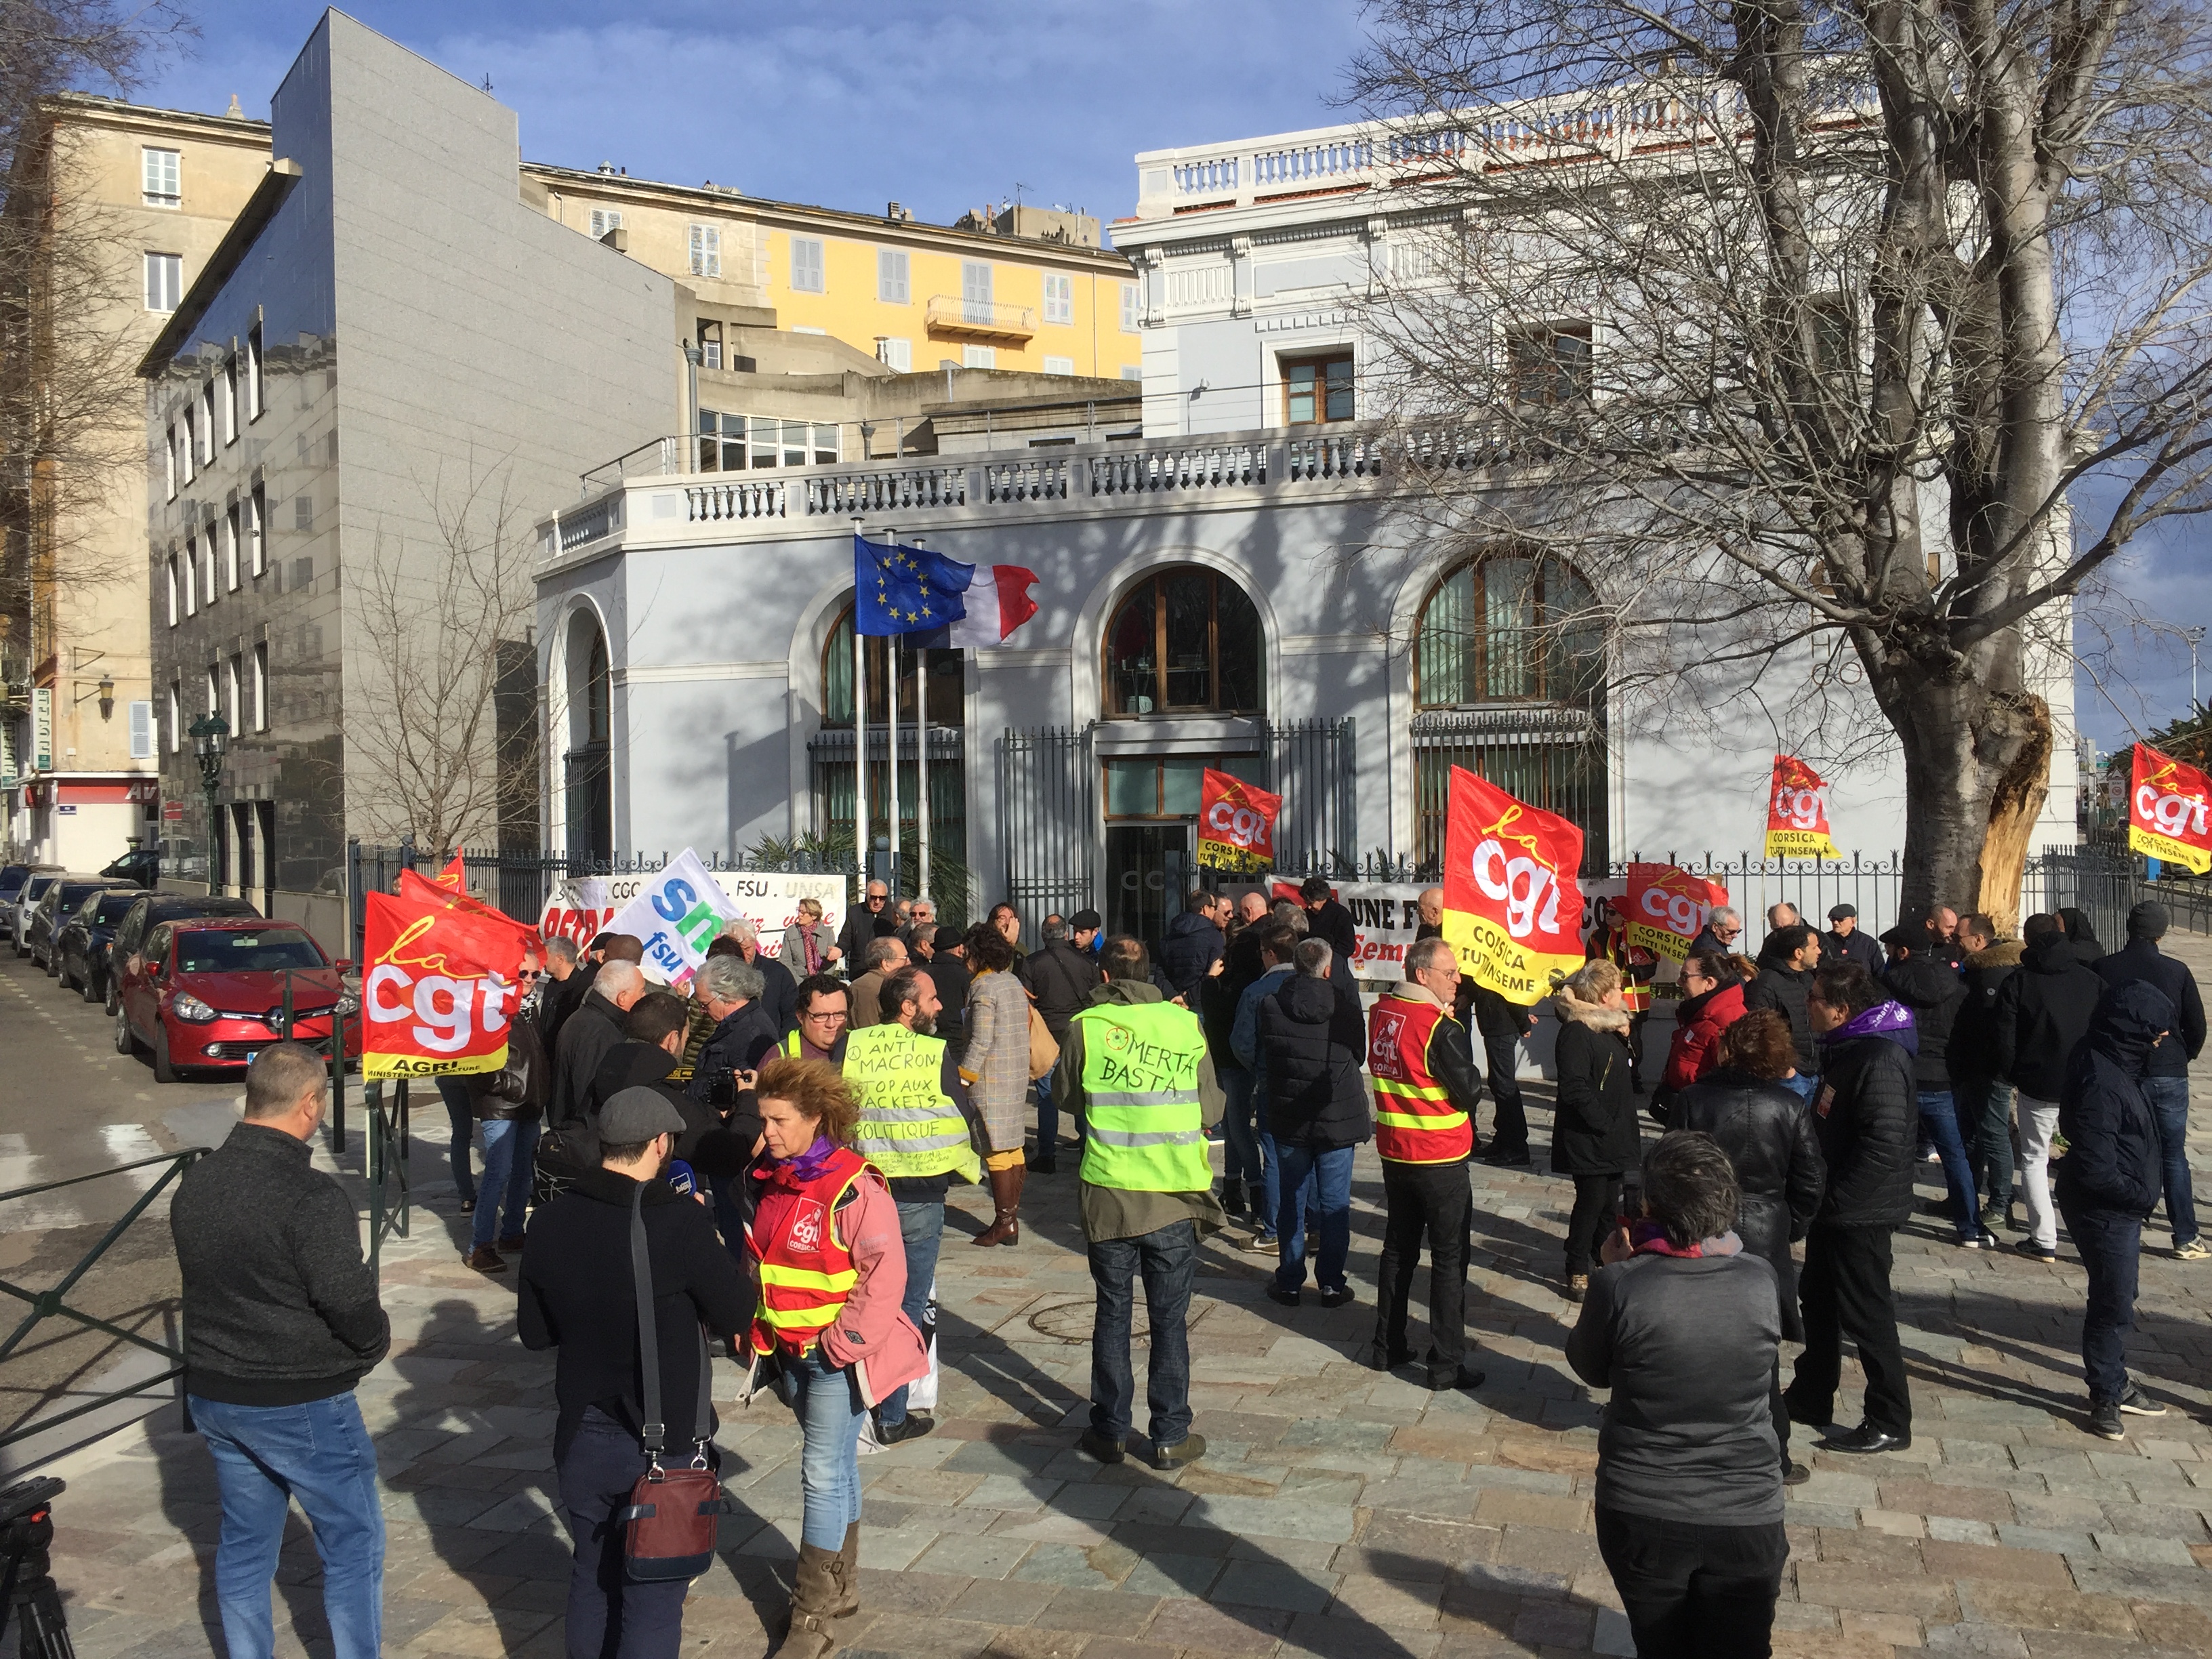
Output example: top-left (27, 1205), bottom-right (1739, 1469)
top-left (102, 893), bottom-right (262, 1015)
top-left (99, 847), bottom-right (163, 889)
top-left (115, 916), bottom-right (359, 1083)
top-left (3, 868), bottom-right (64, 944)
top-left (23, 876), bottom-right (127, 970)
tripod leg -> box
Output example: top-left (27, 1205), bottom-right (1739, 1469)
top-left (22, 1583), bottom-right (76, 1659)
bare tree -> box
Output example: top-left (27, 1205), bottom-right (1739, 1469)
top-left (1345, 0), bottom-right (2212, 920)
top-left (344, 465), bottom-right (539, 852)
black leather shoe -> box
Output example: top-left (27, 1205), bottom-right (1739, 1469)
top-left (1026, 1155), bottom-right (1057, 1175)
top-left (876, 1412), bottom-right (934, 1446)
top-left (1819, 1422), bottom-right (1912, 1455)
top-left (1317, 1286), bottom-right (1355, 1310)
top-left (1427, 1362), bottom-right (1486, 1391)
top-left (1078, 1428), bottom-right (1125, 1464)
top-left (1266, 1284), bottom-right (1301, 1307)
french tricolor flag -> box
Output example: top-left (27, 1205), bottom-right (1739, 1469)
top-left (937, 563), bottom-right (1041, 649)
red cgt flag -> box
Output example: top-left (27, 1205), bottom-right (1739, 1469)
top-left (1195, 768), bottom-right (1282, 874)
top-left (1764, 754), bottom-right (1842, 860)
top-left (1624, 863), bottom-right (1731, 962)
top-left (2129, 743), bottom-right (2212, 874)
top-left (362, 889), bottom-right (528, 1080)
top-left (433, 851), bottom-right (465, 890)
top-left (1440, 766), bottom-right (1586, 1005)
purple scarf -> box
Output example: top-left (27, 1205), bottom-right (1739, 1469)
top-left (757, 1133), bottom-right (839, 1189)
top-left (1822, 998), bottom-right (1919, 1055)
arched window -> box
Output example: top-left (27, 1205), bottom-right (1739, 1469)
top-left (563, 617), bottom-right (612, 860)
top-left (1412, 552), bottom-right (1609, 872)
top-left (821, 604), bottom-right (965, 728)
top-left (1103, 567), bottom-right (1263, 718)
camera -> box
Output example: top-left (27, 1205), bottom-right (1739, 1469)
top-left (0, 1475), bottom-right (75, 1658)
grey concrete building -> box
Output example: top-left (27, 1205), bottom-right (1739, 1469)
top-left (143, 10), bottom-right (678, 921)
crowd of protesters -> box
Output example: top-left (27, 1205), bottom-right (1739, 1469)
top-left (161, 874), bottom-right (2204, 1659)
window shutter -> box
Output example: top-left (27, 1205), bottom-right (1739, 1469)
top-left (129, 701), bottom-right (153, 760)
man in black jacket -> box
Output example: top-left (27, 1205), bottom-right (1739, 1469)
top-left (2056, 981), bottom-right (2175, 1439)
top-left (1953, 914), bottom-right (2025, 1232)
top-left (1259, 937), bottom-right (1371, 1308)
top-left (1744, 923), bottom-right (1822, 1078)
top-left (2093, 901), bottom-right (2207, 1258)
top-left (171, 1044), bottom-right (391, 1659)
top-left (1156, 888), bottom-right (1227, 1002)
top-left (1880, 921), bottom-right (1988, 1247)
top-left (1784, 962), bottom-right (1917, 1454)
top-left (1299, 876), bottom-right (1361, 984)
top-left (836, 879), bottom-right (897, 965)
top-left (1019, 916), bottom-right (1103, 1173)
top-left (520, 1087), bottom-right (753, 1658)
top-left (591, 991), bottom-right (759, 1186)
top-left (687, 956), bottom-right (780, 1105)
top-left (552, 960), bottom-right (645, 1129)
top-left (1820, 904), bottom-right (1884, 976)
top-left (1994, 915), bottom-right (2106, 1262)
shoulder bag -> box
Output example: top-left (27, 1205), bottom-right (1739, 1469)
top-left (615, 1187), bottom-right (733, 1582)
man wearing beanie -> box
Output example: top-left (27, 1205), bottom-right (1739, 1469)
top-left (2094, 901), bottom-right (2207, 1258)
top-left (520, 1087), bottom-right (752, 1654)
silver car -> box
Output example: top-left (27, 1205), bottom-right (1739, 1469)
top-left (8, 872), bottom-right (64, 948)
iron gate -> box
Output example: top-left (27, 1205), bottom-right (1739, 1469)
top-left (998, 725), bottom-right (1097, 927)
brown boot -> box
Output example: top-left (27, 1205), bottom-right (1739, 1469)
top-left (972, 1164), bottom-right (1023, 1246)
top-left (771, 1541), bottom-right (842, 1659)
top-left (827, 1521), bottom-right (861, 1617)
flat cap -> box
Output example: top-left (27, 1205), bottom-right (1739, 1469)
top-left (1827, 903), bottom-right (1856, 920)
top-left (599, 1086), bottom-right (687, 1145)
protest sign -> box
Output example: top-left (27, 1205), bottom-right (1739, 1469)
top-left (1439, 766), bottom-right (1586, 1004)
top-left (538, 869), bottom-right (847, 956)
top-left (1765, 754), bottom-right (1842, 859)
top-left (1196, 769), bottom-right (1282, 874)
top-left (1624, 863), bottom-right (1731, 961)
top-left (362, 889), bottom-right (527, 1080)
top-left (603, 848), bottom-right (741, 987)
top-left (2129, 743), bottom-right (2212, 874)
top-left (1266, 880), bottom-right (1427, 979)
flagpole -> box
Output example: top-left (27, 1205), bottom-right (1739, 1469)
top-left (913, 535), bottom-right (932, 904)
top-left (852, 519), bottom-right (867, 887)
top-left (884, 526), bottom-right (901, 899)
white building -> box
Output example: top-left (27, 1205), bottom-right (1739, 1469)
top-left (535, 110), bottom-right (2079, 937)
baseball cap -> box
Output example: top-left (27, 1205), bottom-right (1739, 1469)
top-left (1069, 909), bottom-right (1102, 932)
top-left (1827, 903), bottom-right (1856, 921)
top-left (599, 1086), bottom-right (688, 1145)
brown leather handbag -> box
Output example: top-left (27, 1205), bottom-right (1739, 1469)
top-left (615, 1187), bottom-right (733, 1582)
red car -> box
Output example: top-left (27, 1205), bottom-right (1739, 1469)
top-left (115, 915), bottom-right (360, 1082)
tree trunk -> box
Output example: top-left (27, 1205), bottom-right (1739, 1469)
top-left (1973, 693), bottom-right (2052, 937)
top-left (1884, 670), bottom-right (2051, 926)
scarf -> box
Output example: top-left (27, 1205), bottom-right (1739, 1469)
top-left (757, 1133), bottom-right (839, 1189)
top-left (802, 927), bottom-right (823, 975)
top-left (1629, 1223), bottom-right (1744, 1260)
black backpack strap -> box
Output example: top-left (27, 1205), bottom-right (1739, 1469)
top-left (630, 1184), bottom-right (664, 1460)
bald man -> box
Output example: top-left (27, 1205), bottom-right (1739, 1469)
top-left (552, 960), bottom-right (645, 1130)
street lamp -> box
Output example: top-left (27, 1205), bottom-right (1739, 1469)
top-left (188, 713), bottom-right (228, 881)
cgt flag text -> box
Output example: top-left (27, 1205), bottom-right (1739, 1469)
top-left (363, 890), bottom-right (528, 1080)
top-left (1624, 863), bottom-right (1730, 962)
top-left (1765, 754), bottom-right (1841, 859)
top-left (2128, 743), bottom-right (2212, 874)
top-left (1440, 766), bottom-right (1586, 1005)
top-left (1195, 769), bottom-right (1282, 874)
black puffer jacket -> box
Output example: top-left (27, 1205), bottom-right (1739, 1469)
top-left (1809, 1011), bottom-right (1918, 1227)
top-left (2056, 981), bottom-right (2171, 1216)
top-left (1549, 990), bottom-right (1641, 1176)
top-left (1744, 964), bottom-right (1818, 1073)
top-left (1951, 939), bottom-right (2024, 1086)
top-left (1992, 930), bottom-right (2105, 1100)
top-left (1155, 909), bottom-right (1226, 1000)
top-left (1881, 952), bottom-right (1966, 1090)
top-left (1257, 972), bottom-right (1371, 1149)
top-left (1673, 1069), bottom-right (1824, 1340)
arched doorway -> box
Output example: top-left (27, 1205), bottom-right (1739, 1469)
top-left (562, 611), bottom-right (612, 861)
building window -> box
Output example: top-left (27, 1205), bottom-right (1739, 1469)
top-left (180, 407), bottom-right (197, 482)
top-left (962, 344), bottom-right (996, 369)
top-left (199, 382), bottom-right (216, 462)
top-left (1103, 567), bottom-right (1265, 717)
top-left (790, 236), bottom-right (825, 293)
top-left (246, 324), bottom-right (264, 419)
top-left (226, 655), bottom-right (242, 733)
top-left (878, 247), bottom-right (909, 304)
top-left (224, 501), bottom-right (241, 590)
top-left (168, 682), bottom-right (181, 752)
top-left (1416, 553), bottom-right (1604, 709)
top-left (294, 494), bottom-right (312, 531)
top-left (1043, 272), bottom-right (1072, 326)
top-left (1103, 753), bottom-right (1268, 820)
top-left (1120, 281), bottom-right (1139, 332)
top-left (142, 146), bottom-right (181, 206)
top-left (253, 642), bottom-right (268, 731)
top-left (961, 260), bottom-right (994, 325)
top-left (589, 207), bottom-right (623, 239)
top-left (144, 252), bottom-right (182, 312)
top-left (163, 426), bottom-right (177, 499)
top-left (688, 222), bottom-right (721, 276)
top-left (1283, 353), bottom-right (1354, 425)
top-left (697, 320), bottom-right (722, 369)
top-left (183, 537), bottom-right (198, 615)
top-left (877, 337), bottom-right (911, 372)
top-left (205, 664), bottom-right (218, 718)
top-left (248, 485), bottom-right (265, 575)
top-left (821, 607), bottom-right (966, 728)
top-left (129, 700), bottom-right (154, 760)
top-left (166, 552), bottom-right (179, 626)
top-left (1044, 355), bottom-right (1073, 376)
top-left (222, 357), bottom-right (238, 443)
top-left (1508, 321), bottom-right (1594, 406)
top-left (1121, 365), bottom-right (1144, 382)
top-left (695, 411), bottom-right (838, 472)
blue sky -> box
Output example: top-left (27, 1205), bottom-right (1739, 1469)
top-left (129, 2), bottom-right (2201, 757)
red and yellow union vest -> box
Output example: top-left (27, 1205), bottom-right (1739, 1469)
top-left (1367, 992), bottom-right (1473, 1166)
top-left (745, 1145), bottom-right (872, 1357)
top-left (1590, 926), bottom-right (1654, 1012)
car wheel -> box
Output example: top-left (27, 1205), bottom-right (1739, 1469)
top-left (81, 967), bottom-right (101, 1004)
top-left (152, 1023), bottom-right (180, 1084)
top-left (104, 979), bottom-right (120, 1017)
top-left (115, 1006), bottom-right (140, 1055)
top-left (44, 947), bottom-right (60, 979)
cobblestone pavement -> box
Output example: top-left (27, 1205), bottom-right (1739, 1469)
top-left (35, 951), bottom-right (2212, 1659)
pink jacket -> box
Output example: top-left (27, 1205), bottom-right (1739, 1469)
top-left (743, 1164), bottom-right (929, 1408)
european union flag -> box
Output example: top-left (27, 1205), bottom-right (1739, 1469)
top-left (853, 534), bottom-right (974, 637)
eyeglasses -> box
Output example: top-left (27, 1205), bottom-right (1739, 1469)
top-left (800, 1008), bottom-right (848, 1027)
top-left (865, 894), bottom-right (887, 905)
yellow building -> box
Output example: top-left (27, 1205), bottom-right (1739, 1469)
top-left (518, 168), bottom-right (1143, 382)
top-left (2, 94), bottom-right (270, 866)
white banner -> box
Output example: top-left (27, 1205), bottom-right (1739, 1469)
top-left (1254, 874), bottom-right (1629, 982)
top-left (539, 869), bottom-right (847, 966)
top-left (605, 849), bottom-right (739, 987)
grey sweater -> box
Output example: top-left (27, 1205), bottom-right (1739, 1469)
top-left (171, 1120), bottom-right (389, 1405)
top-left (1565, 1246), bottom-right (1782, 1525)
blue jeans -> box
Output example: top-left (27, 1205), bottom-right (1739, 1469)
top-left (190, 1391), bottom-right (384, 1659)
top-left (790, 1350), bottom-right (865, 1550)
top-left (1917, 1090), bottom-right (1980, 1240)
top-left (556, 1407), bottom-right (689, 1658)
top-left (472, 1118), bottom-right (539, 1250)
top-left (1035, 1067), bottom-right (1059, 1160)
top-left (2142, 1076), bottom-right (2198, 1247)
top-left (1088, 1220), bottom-right (1196, 1448)
top-left (1271, 1142), bottom-right (1355, 1294)
top-left (435, 1076), bottom-right (475, 1204)
top-left (1220, 1067), bottom-right (1261, 1187)
top-left (2058, 1199), bottom-right (2142, 1404)
top-left (877, 1199), bottom-right (942, 1428)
